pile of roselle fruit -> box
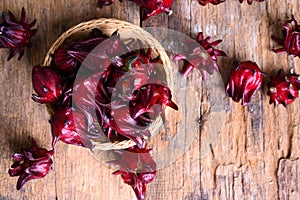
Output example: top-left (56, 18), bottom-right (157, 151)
top-left (2, 8), bottom-right (180, 199)
top-left (13, 27), bottom-right (178, 199)
top-left (1, 1), bottom-right (300, 199)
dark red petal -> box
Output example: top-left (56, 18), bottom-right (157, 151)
top-left (16, 173), bottom-right (33, 190)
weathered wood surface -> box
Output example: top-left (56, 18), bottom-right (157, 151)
top-left (0, 0), bottom-right (299, 200)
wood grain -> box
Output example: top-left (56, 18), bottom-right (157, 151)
top-left (0, 0), bottom-right (299, 200)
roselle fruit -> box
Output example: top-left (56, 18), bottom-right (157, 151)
top-left (267, 70), bottom-right (300, 107)
top-left (130, 83), bottom-right (178, 120)
top-left (76, 31), bottom-right (130, 72)
top-left (198, 0), bottom-right (225, 6)
top-left (101, 63), bottom-right (127, 90)
top-left (54, 37), bottom-right (109, 75)
top-left (101, 46), bottom-right (158, 92)
top-left (108, 103), bottom-right (151, 148)
top-left (111, 48), bottom-right (159, 96)
top-left (53, 44), bottom-right (80, 76)
top-left (110, 145), bottom-right (156, 200)
top-left (115, 64), bottom-right (155, 100)
top-left (123, 48), bottom-right (160, 71)
top-left (0, 7), bottom-right (37, 60)
top-left (49, 106), bottom-right (93, 148)
top-left (97, 0), bottom-right (174, 20)
top-left (73, 72), bottom-right (110, 112)
top-left (226, 61), bottom-right (264, 105)
top-left (8, 139), bottom-right (53, 190)
top-left (173, 32), bottom-right (226, 79)
top-left (32, 65), bottom-right (64, 104)
top-left (272, 16), bottom-right (300, 57)
top-left (73, 72), bottom-right (112, 139)
top-left (131, 0), bottom-right (174, 20)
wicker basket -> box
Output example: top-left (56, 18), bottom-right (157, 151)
top-left (43, 18), bottom-right (173, 150)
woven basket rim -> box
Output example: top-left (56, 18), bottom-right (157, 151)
top-left (42, 18), bottom-right (173, 150)
top-left (43, 18), bottom-right (145, 66)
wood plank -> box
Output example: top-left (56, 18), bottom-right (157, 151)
top-left (0, 0), bottom-right (299, 200)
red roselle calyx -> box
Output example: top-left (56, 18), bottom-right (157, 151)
top-left (239, 0), bottom-right (265, 4)
top-left (97, 0), bottom-right (174, 20)
top-left (108, 48), bottom-right (159, 94)
top-left (226, 61), bottom-right (264, 105)
top-left (0, 7), bottom-right (37, 60)
top-left (272, 16), bottom-right (300, 57)
top-left (267, 70), bottom-right (300, 107)
top-left (110, 145), bottom-right (156, 200)
top-left (73, 72), bottom-right (110, 112)
top-left (131, 0), bottom-right (174, 20)
top-left (63, 30), bottom-right (129, 74)
top-left (8, 139), bottom-right (53, 190)
top-left (108, 104), bottom-right (151, 148)
top-left (53, 45), bottom-right (80, 76)
top-left (54, 37), bottom-right (109, 76)
top-left (173, 32), bottom-right (226, 79)
top-left (49, 106), bottom-right (93, 148)
top-left (130, 83), bottom-right (178, 120)
top-left (32, 65), bottom-right (63, 104)
top-left (198, 0), bottom-right (225, 6)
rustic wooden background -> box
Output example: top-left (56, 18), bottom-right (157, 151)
top-left (0, 0), bottom-right (300, 199)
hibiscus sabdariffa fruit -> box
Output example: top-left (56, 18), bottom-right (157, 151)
top-left (0, 8), bottom-right (37, 60)
top-left (32, 65), bottom-right (64, 104)
top-left (109, 145), bottom-right (156, 200)
top-left (53, 29), bottom-right (110, 75)
top-left (8, 139), bottom-right (53, 190)
top-left (98, 0), bottom-right (174, 20)
top-left (226, 61), bottom-right (264, 105)
top-left (173, 32), bottom-right (226, 79)
top-left (131, 0), bottom-right (174, 20)
top-left (272, 16), bottom-right (300, 57)
top-left (49, 106), bottom-right (93, 148)
top-left (267, 70), bottom-right (300, 107)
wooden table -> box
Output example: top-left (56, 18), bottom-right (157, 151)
top-left (0, 0), bottom-right (299, 199)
